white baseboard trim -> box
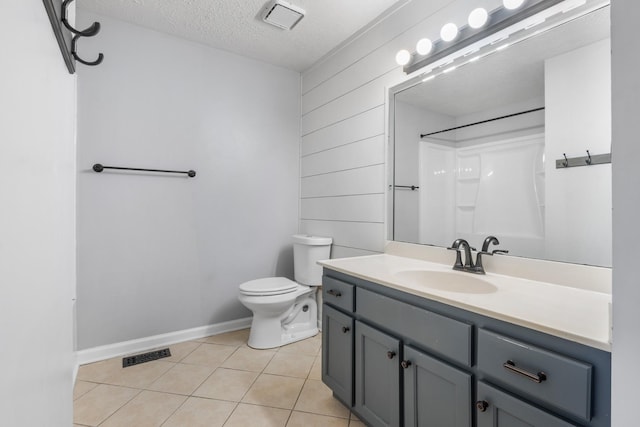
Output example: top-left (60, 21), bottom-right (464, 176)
top-left (76, 317), bottom-right (252, 366)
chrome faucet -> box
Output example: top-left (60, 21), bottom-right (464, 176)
top-left (448, 236), bottom-right (509, 275)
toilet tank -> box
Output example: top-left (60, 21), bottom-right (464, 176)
top-left (293, 234), bottom-right (332, 286)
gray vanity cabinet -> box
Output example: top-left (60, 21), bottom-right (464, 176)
top-left (403, 346), bottom-right (472, 427)
top-left (353, 322), bottom-right (473, 427)
top-left (323, 275), bottom-right (473, 427)
top-left (354, 320), bottom-right (401, 427)
top-left (321, 270), bottom-right (611, 427)
top-left (476, 382), bottom-right (578, 427)
top-left (322, 304), bottom-right (354, 406)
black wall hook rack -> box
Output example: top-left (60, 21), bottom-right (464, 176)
top-left (93, 164), bottom-right (197, 178)
top-left (72, 35), bottom-right (104, 66)
top-left (43, 0), bottom-right (104, 73)
top-left (62, 0), bottom-right (100, 36)
top-left (63, 0), bottom-right (104, 67)
top-left (555, 151), bottom-right (611, 169)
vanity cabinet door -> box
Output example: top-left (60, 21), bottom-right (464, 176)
top-left (476, 382), bottom-right (578, 427)
top-left (322, 304), bottom-right (354, 406)
top-left (355, 320), bottom-right (401, 427)
top-left (403, 346), bottom-right (472, 427)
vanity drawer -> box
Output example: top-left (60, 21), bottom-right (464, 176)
top-left (323, 276), bottom-right (355, 313)
top-left (356, 288), bottom-right (472, 367)
top-left (477, 329), bottom-right (592, 421)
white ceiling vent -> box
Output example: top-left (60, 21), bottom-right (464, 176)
top-left (262, 0), bottom-right (305, 30)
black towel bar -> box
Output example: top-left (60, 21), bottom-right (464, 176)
top-left (92, 164), bottom-right (196, 177)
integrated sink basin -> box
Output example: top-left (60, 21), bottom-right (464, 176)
top-left (392, 270), bottom-right (498, 294)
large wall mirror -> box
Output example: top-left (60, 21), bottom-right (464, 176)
top-left (389, 3), bottom-right (611, 267)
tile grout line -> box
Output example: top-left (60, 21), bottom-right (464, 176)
top-left (137, 338), bottom-right (243, 426)
top-left (193, 336), bottom-right (246, 426)
top-left (156, 392), bottom-right (189, 427)
top-left (95, 387), bottom-right (144, 427)
top-left (228, 344), bottom-right (267, 411)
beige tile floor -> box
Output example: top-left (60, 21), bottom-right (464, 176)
top-left (74, 330), bottom-right (364, 427)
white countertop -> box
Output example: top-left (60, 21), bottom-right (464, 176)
top-left (319, 254), bottom-right (612, 352)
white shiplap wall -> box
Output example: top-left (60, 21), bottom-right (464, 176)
top-left (299, 0), bottom-right (480, 258)
top-left (300, 1), bottom-right (639, 423)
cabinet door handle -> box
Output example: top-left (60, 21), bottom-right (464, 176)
top-left (503, 360), bottom-right (547, 383)
top-left (387, 351), bottom-right (396, 359)
top-left (476, 400), bottom-right (489, 412)
top-left (341, 326), bottom-right (350, 333)
top-left (327, 289), bottom-right (342, 297)
top-left (401, 360), bottom-right (412, 369)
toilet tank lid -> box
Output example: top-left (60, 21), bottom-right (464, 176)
top-left (292, 234), bottom-right (332, 245)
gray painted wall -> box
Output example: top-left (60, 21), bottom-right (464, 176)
top-left (0, 2), bottom-right (76, 425)
top-left (76, 10), bottom-right (301, 349)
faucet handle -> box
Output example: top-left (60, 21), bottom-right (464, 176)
top-left (477, 249), bottom-right (509, 258)
top-left (448, 245), bottom-right (475, 251)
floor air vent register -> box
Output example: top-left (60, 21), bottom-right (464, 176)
top-left (122, 348), bottom-right (171, 368)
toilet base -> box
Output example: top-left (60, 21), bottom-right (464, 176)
top-left (247, 321), bottom-right (318, 349)
top-left (246, 297), bottom-right (319, 349)
top-left (250, 326), bottom-right (318, 350)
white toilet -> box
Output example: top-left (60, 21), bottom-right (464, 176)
top-left (238, 234), bottom-right (332, 349)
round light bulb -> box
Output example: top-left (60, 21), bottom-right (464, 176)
top-left (468, 8), bottom-right (488, 29)
top-left (416, 38), bottom-right (433, 56)
top-left (395, 49), bottom-right (411, 66)
top-left (503, 0), bottom-right (525, 10)
top-left (440, 23), bottom-right (458, 42)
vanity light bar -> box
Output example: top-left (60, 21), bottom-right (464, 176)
top-left (403, 0), bottom-right (564, 75)
top-left (410, 0), bottom-right (609, 88)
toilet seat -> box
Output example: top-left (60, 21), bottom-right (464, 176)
top-left (239, 277), bottom-right (299, 296)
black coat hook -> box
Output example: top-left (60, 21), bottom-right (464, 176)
top-left (72, 35), bottom-right (104, 66)
top-left (562, 153), bottom-right (569, 167)
top-left (62, 0), bottom-right (101, 37)
top-left (586, 150), bottom-right (592, 165)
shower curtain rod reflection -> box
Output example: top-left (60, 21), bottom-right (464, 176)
top-left (419, 107), bottom-right (545, 138)
top-left (92, 163), bottom-right (196, 177)
top-left (392, 185), bottom-right (420, 190)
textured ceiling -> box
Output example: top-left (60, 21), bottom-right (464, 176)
top-left (78, 0), bottom-right (405, 72)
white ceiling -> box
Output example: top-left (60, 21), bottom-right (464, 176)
top-left (79, 0), bottom-right (405, 72)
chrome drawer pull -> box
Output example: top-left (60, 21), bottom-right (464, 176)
top-left (503, 360), bottom-right (547, 383)
top-left (327, 289), bottom-right (342, 297)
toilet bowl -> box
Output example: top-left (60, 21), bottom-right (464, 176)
top-left (238, 235), bottom-right (332, 349)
